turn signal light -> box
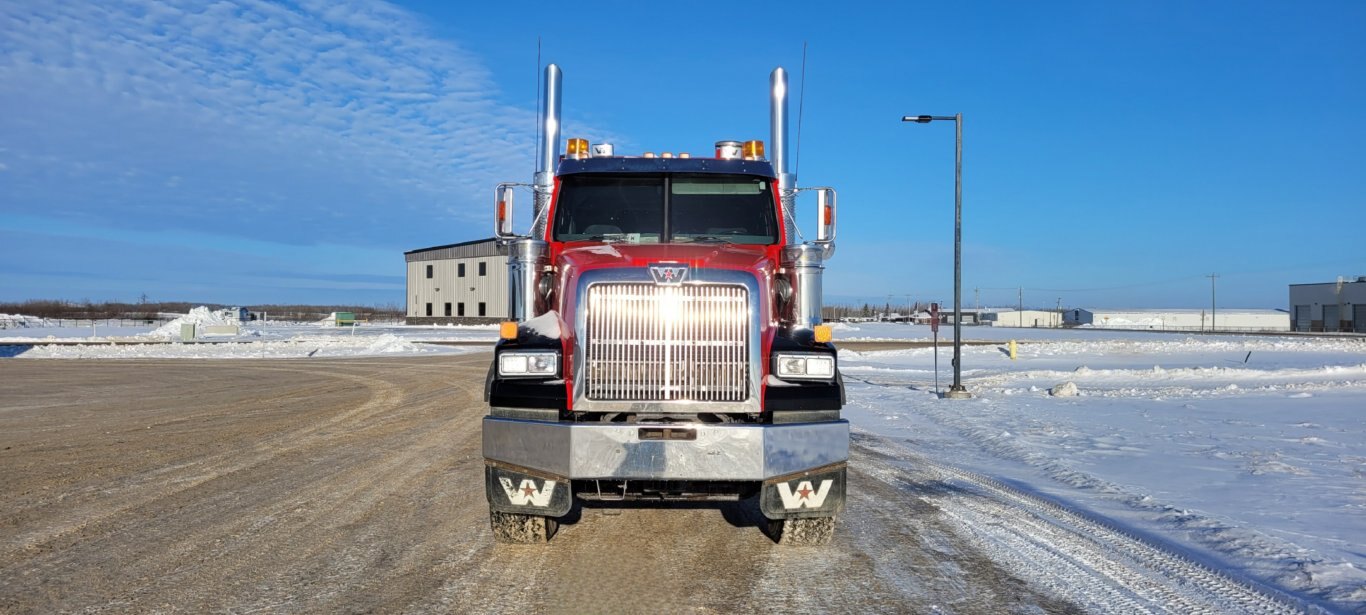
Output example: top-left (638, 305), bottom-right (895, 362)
top-left (499, 321), bottom-right (518, 339)
top-left (814, 324), bottom-right (833, 343)
top-left (743, 140), bottom-right (765, 160)
top-left (566, 138), bottom-right (589, 159)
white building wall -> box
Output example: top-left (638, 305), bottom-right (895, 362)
top-left (405, 240), bottom-right (508, 321)
top-left (985, 310), bottom-right (1062, 328)
top-left (1076, 309), bottom-right (1289, 332)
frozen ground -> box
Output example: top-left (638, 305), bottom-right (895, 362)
top-left (838, 323), bottom-right (1366, 609)
top-left (2, 315), bottom-right (1362, 608)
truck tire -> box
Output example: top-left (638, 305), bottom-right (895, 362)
top-left (490, 511), bottom-right (558, 543)
top-left (770, 516), bottom-right (836, 546)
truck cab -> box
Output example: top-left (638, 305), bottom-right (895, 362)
top-left (483, 65), bottom-right (847, 545)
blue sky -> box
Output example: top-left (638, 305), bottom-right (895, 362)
top-left (1, 0), bottom-right (1362, 309)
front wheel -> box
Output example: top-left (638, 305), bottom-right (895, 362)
top-left (490, 511), bottom-right (558, 543)
top-left (769, 516), bottom-right (836, 546)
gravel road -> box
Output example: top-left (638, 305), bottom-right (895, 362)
top-left (0, 357), bottom-right (1307, 614)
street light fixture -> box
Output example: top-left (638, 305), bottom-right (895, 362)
top-left (902, 113), bottom-right (971, 399)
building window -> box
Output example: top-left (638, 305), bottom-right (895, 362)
top-left (444, 302), bottom-right (452, 317)
top-left (478, 302), bottom-right (487, 316)
top-left (479, 262), bottom-right (487, 276)
top-left (458, 263), bottom-right (465, 277)
top-left (458, 303), bottom-right (466, 317)
top-left (425, 303), bottom-right (432, 316)
top-left (426, 264), bottom-right (433, 279)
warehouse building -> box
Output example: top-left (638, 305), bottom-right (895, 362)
top-left (1065, 308), bottom-right (1289, 332)
top-left (982, 309), bottom-right (1063, 328)
top-left (405, 238), bottom-right (507, 325)
top-left (1289, 277), bottom-right (1366, 333)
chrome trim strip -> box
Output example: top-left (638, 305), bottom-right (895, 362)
top-left (572, 267), bottom-right (763, 413)
top-left (482, 417), bottom-right (849, 480)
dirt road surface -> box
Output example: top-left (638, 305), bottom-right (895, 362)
top-left (0, 357), bottom-right (1301, 614)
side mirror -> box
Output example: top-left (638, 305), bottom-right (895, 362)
top-left (494, 183), bottom-right (517, 238)
top-left (814, 187), bottom-right (836, 243)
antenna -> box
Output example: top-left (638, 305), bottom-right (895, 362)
top-left (795, 42), bottom-right (807, 177)
top-left (534, 36), bottom-right (542, 179)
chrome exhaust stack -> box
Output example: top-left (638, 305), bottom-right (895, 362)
top-left (770, 67), bottom-right (796, 242)
top-left (504, 63), bottom-right (560, 322)
top-left (773, 66), bottom-right (831, 332)
top-left (534, 63), bottom-right (563, 224)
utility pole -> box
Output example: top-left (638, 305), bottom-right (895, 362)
top-left (1206, 273), bottom-right (1219, 332)
top-left (974, 287), bottom-right (980, 311)
top-left (1056, 297), bottom-right (1062, 328)
top-left (1018, 286), bottom-right (1024, 327)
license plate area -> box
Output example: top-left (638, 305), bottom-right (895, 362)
top-left (638, 427), bottom-right (697, 441)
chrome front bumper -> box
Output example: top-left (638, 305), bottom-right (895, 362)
top-left (482, 417), bottom-right (849, 481)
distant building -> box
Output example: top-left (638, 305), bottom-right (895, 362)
top-left (1289, 277), bottom-right (1366, 333)
top-left (982, 309), bottom-right (1063, 328)
top-left (405, 238), bottom-right (507, 324)
top-left (1066, 308), bottom-right (1289, 332)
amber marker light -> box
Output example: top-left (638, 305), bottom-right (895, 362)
top-left (742, 140), bottom-right (765, 160)
top-left (566, 138), bottom-right (589, 159)
top-left (499, 321), bottom-right (519, 339)
top-left (814, 324), bottom-right (833, 344)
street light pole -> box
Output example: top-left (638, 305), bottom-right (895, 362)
top-left (903, 114), bottom-right (971, 398)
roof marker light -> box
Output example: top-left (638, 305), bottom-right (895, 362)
top-left (743, 140), bottom-right (765, 160)
top-left (643, 152), bottom-right (656, 158)
top-left (566, 138), bottom-right (589, 159)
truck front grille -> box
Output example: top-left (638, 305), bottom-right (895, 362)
top-left (585, 283), bottom-right (749, 402)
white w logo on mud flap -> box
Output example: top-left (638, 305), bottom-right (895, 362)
top-left (776, 480), bottom-right (834, 509)
top-left (499, 477), bottom-right (556, 507)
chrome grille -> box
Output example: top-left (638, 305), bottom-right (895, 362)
top-left (585, 283), bottom-right (749, 402)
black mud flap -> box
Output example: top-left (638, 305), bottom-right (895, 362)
top-left (485, 463), bottom-right (572, 517)
top-left (759, 463), bottom-right (847, 520)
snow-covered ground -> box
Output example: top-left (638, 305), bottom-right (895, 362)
top-left (3, 315), bottom-right (1362, 607)
top-left (0, 307), bottom-right (500, 358)
top-left (838, 322), bottom-right (1366, 608)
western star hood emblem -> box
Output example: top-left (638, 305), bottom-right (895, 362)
top-left (649, 264), bottom-right (689, 285)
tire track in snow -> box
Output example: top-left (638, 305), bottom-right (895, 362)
top-left (855, 434), bottom-right (1320, 614)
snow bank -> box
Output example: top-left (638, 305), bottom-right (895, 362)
top-left (149, 307), bottom-right (232, 339)
top-left (17, 334), bottom-right (470, 359)
top-left (0, 314), bottom-right (55, 328)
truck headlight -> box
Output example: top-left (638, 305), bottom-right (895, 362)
top-left (774, 353), bottom-right (836, 380)
top-left (498, 351), bottom-right (560, 378)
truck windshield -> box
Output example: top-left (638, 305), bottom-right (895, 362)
top-left (552, 174), bottom-right (778, 244)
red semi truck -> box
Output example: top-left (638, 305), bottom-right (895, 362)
top-left (483, 64), bottom-right (846, 545)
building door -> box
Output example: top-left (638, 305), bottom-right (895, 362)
top-left (1354, 305), bottom-right (1365, 333)
top-left (1294, 305), bottom-right (1311, 332)
top-left (1323, 304), bottom-right (1339, 332)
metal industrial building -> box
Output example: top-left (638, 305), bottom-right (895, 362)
top-left (982, 309), bottom-right (1063, 328)
top-left (405, 238), bottom-right (507, 324)
top-left (1065, 308), bottom-right (1289, 332)
top-left (1289, 277), bottom-right (1366, 332)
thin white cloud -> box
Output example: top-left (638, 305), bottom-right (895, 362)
top-left (0, 0), bottom-right (556, 247)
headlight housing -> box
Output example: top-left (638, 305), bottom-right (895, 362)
top-left (498, 350), bottom-right (560, 378)
top-left (773, 352), bottom-right (836, 381)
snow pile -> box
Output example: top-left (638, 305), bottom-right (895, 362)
top-left (314, 312), bottom-right (340, 326)
top-left (0, 314), bottom-right (55, 329)
top-left (149, 307), bottom-right (232, 338)
top-left (1049, 381), bottom-right (1079, 397)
